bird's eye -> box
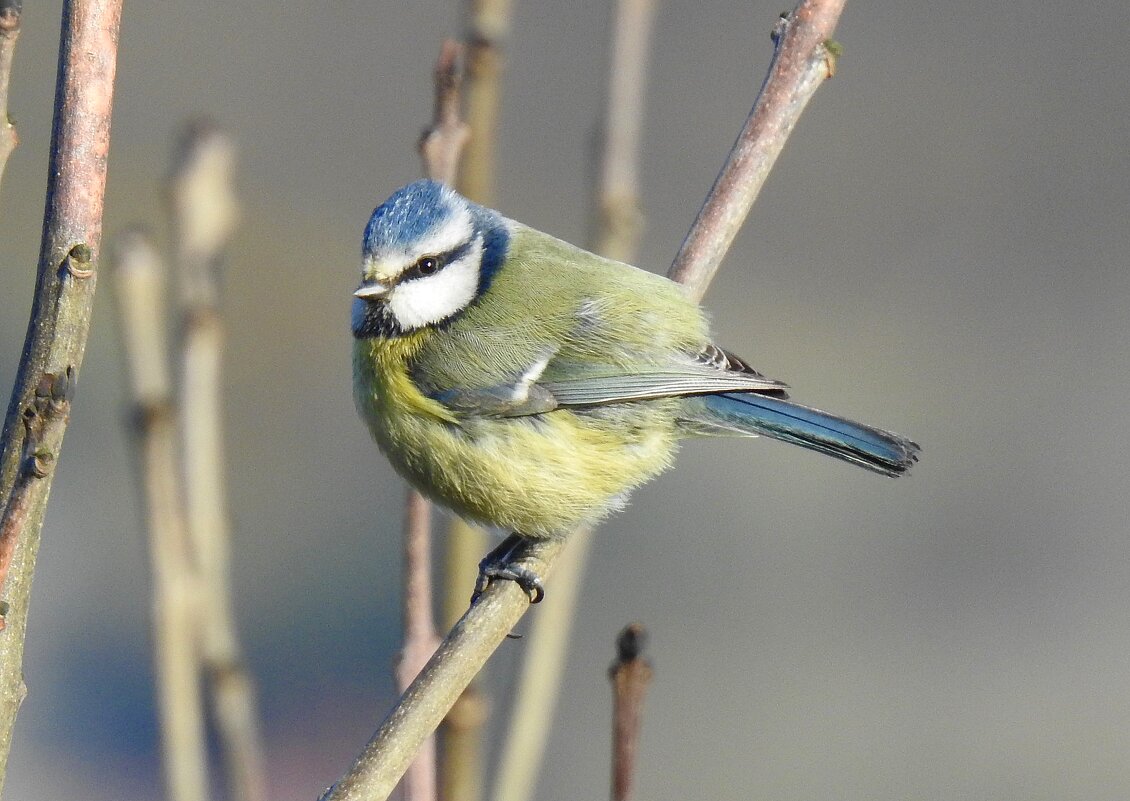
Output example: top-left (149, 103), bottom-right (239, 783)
top-left (415, 256), bottom-right (439, 276)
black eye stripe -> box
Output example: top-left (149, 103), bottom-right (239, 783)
top-left (404, 237), bottom-right (477, 282)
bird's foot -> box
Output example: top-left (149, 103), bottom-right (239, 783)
top-left (472, 533), bottom-right (545, 604)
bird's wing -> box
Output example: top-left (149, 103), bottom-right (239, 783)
top-left (422, 344), bottom-right (787, 418)
top-left (538, 344), bottom-right (789, 407)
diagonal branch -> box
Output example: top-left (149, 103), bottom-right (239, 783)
top-left (0, 1), bottom-right (123, 790)
top-left (492, 1), bottom-right (657, 799)
top-left (668, 0), bottom-right (844, 299)
top-left (322, 3), bottom-right (845, 799)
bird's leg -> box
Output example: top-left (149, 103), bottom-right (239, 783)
top-left (473, 532), bottom-right (545, 604)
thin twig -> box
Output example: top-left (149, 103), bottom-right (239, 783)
top-left (110, 232), bottom-right (210, 801)
top-left (395, 490), bottom-right (441, 801)
top-left (168, 120), bottom-right (266, 801)
top-left (325, 3), bottom-right (846, 798)
top-left (609, 624), bottom-right (652, 801)
top-left (0, 0), bottom-right (21, 199)
top-left (0, 1), bottom-right (123, 789)
top-left (444, 8), bottom-right (512, 799)
top-left (457, 0), bottom-right (514, 205)
top-left (394, 39), bottom-right (472, 801)
top-left (438, 519), bottom-right (489, 801)
top-left (493, 2), bottom-right (657, 800)
top-left (419, 39), bottom-right (470, 188)
top-left (668, 1), bottom-right (845, 299)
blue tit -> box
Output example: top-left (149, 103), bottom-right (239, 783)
top-left (352, 180), bottom-right (919, 598)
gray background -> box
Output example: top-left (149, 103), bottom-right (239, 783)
top-left (1, 1), bottom-right (1128, 799)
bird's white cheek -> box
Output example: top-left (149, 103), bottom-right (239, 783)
top-left (388, 248), bottom-right (481, 330)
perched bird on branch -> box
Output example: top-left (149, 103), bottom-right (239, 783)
top-left (352, 180), bottom-right (918, 600)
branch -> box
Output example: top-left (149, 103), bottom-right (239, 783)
top-left (0, 0), bottom-right (122, 789)
top-left (419, 39), bottom-right (470, 188)
top-left (324, 3), bottom-right (845, 798)
top-left (319, 538), bottom-right (566, 801)
top-left (110, 231), bottom-right (210, 801)
top-left (168, 120), bottom-right (266, 801)
top-left (0, 0), bottom-right (21, 198)
top-left (394, 490), bottom-right (441, 801)
top-left (668, 0), bottom-right (844, 299)
top-left (494, 1), bottom-right (657, 799)
top-left (609, 624), bottom-right (652, 801)
top-left (457, 0), bottom-right (515, 205)
top-left (441, 6), bottom-right (517, 796)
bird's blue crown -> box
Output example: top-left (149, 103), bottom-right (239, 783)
top-left (363, 179), bottom-right (460, 255)
top-left (363, 179), bottom-right (508, 289)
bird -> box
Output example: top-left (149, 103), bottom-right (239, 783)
top-left (352, 179), bottom-right (919, 601)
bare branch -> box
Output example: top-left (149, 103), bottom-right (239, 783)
top-left (609, 624), bottom-right (652, 801)
top-left (494, 2), bottom-right (657, 799)
top-left (320, 538), bottom-right (566, 801)
top-left (326, 3), bottom-right (847, 798)
top-left (439, 518), bottom-right (491, 801)
top-left (168, 120), bottom-right (266, 801)
top-left (458, 0), bottom-right (515, 205)
top-left (442, 6), bottom-right (513, 795)
top-left (593, 0), bottom-right (656, 264)
top-left (0, 1), bottom-right (123, 787)
top-left (0, 0), bottom-right (21, 198)
top-left (668, 0), bottom-right (845, 299)
top-left (395, 489), bottom-right (441, 801)
top-left (110, 231), bottom-right (210, 801)
top-left (419, 39), bottom-right (470, 187)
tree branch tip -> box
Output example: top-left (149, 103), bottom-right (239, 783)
top-left (436, 38), bottom-right (465, 75)
top-left (614, 623), bottom-right (648, 665)
top-left (0, 3), bottom-right (19, 33)
top-left (171, 116), bottom-right (232, 168)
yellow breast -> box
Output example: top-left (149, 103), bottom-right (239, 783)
top-left (353, 335), bottom-right (679, 537)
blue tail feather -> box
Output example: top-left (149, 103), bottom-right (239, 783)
top-left (687, 393), bottom-right (920, 477)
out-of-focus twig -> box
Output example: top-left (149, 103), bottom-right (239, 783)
top-left (324, 3), bottom-right (847, 798)
top-left (491, 528), bottom-right (592, 801)
top-left (110, 232), bottom-right (210, 801)
top-left (493, 2), bottom-right (657, 799)
top-left (168, 120), bottom-right (266, 801)
top-left (0, 0), bottom-right (21, 198)
top-left (420, 39), bottom-right (470, 188)
top-left (440, 518), bottom-right (491, 801)
top-left (444, 6), bottom-right (512, 798)
top-left (392, 39), bottom-right (472, 801)
top-left (593, 0), bottom-right (656, 263)
top-left (609, 624), bottom-right (652, 801)
top-left (457, 0), bottom-right (514, 206)
top-left (0, 1), bottom-right (122, 789)
top-left (395, 490), bottom-right (441, 801)
top-left (668, 1), bottom-right (845, 300)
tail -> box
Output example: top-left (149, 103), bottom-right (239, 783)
top-left (687, 393), bottom-right (920, 477)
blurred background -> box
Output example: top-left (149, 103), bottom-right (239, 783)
top-left (1, 1), bottom-right (1129, 799)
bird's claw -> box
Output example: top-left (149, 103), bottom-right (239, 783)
top-left (472, 560), bottom-right (544, 605)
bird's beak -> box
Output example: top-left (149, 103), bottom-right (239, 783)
top-left (353, 282), bottom-right (390, 300)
